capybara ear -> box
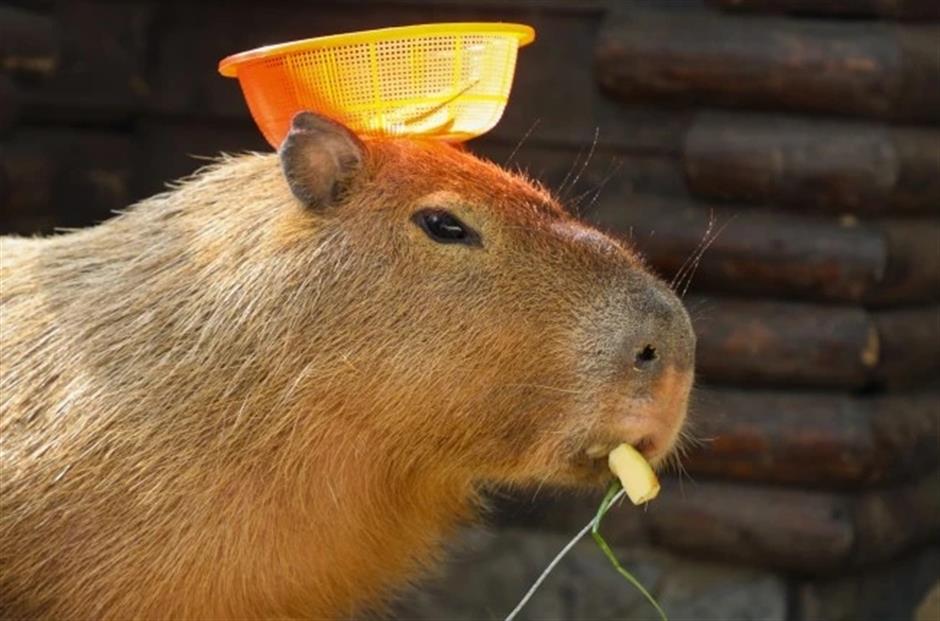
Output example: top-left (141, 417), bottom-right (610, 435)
top-left (278, 111), bottom-right (365, 210)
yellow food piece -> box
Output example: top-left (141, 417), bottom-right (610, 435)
top-left (608, 444), bottom-right (660, 505)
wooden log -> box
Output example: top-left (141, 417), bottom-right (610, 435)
top-left (893, 130), bottom-right (940, 217)
top-left (646, 472), bottom-right (940, 573)
top-left (798, 546), bottom-right (940, 621)
top-left (19, 2), bottom-right (152, 123)
top-left (472, 142), bottom-right (689, 207)
top-left (496, 474), bottom-right (939, 574)
top-left (0, 76), bottom-right (19, 134)
top-left (852, 471), bottom-right (940, 565)
top-left (0, 130), bottom-right (132, 236)
top-left (590, 195), bottom-right (886, 303)
top-left (589, 194), bottom-right (940, 305)
top-left (868, 394), bottom-right (940, 481)
top-left (645, 481), bottom-right (856, 573)
top-left (685, 390), bottom-right (940, 486)
top-left (0, 140), bottom-right (55, 229)
top-left (689, 297), bottom-right (940, 388)
top-left (709, 0), bottom-right (940, 19)
top-left (0, 6), bottom-right (58, 77)
top-left (690, 297), bottom-right (879, 389)
top-left (595, 10), bottom-right (940, 123)
top-left (872, 307), bottom-right (940, 388)
top-left (491, 13), bottom-right (690, 153)
top-left (896, 26), bottom-right (940, 123)
top-left (872, 221), bottom-right (940, 307)
top-left (683, 112), bottom-right (940, 216)
top-left (133, 120), bottom-right (270, 199)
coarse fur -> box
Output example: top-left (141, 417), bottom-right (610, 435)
top-left (0, 127), bottom-right (694, 619)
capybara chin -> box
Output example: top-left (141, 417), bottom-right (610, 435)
top-left (0, 112), bottom-right (695, 619)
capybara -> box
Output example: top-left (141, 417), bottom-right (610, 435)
top-left (0, 112), bottom-right (695, 619)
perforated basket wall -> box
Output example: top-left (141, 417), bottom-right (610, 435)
top-left (221, 25), bottom-right (534, 147)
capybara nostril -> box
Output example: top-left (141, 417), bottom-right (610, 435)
top-left (634, 344), bottom-right (658, 371)
top-left (619, 276), bottom-right (696, 375)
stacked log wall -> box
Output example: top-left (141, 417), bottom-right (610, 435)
top-left (1, 1), bottom-right (937, 617)
top-left (584, 1), bottom-right (940, 590)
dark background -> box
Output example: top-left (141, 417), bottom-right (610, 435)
top-left (2, 1), bottom-right (938, 619)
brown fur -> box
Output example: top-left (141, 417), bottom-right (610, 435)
top-left (0, 135), bottom-right (694, 619)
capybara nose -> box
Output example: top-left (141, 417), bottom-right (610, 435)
top-left (631, 342), bottom-right (660, 372)
top-left (619, 278), bottom-right (695, 376)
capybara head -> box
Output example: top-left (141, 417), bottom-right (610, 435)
top-left (276, 112), bottom-right (695, 489)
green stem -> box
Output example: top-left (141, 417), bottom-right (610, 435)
top-left (592, 481), bottom-right (668, 621)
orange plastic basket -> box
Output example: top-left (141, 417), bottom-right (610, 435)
top-left (219, 23), bottom-right (535, 148)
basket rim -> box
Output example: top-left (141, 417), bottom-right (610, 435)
top-left (218, 22), bottom-right (535, 77)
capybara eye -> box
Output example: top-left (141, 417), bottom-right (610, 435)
top-left (412, 209), bottom-right (481, 246)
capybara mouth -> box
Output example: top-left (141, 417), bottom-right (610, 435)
top-left (565, 436), bottom-right (660, 486)
top-left (583, 436), bottom-right (656, 462)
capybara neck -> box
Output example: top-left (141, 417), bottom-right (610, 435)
top-left (1, 154), bottom-right (477, 618)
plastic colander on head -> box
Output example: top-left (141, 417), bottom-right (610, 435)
top-left (219, 23), bottom-right (536, 148)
